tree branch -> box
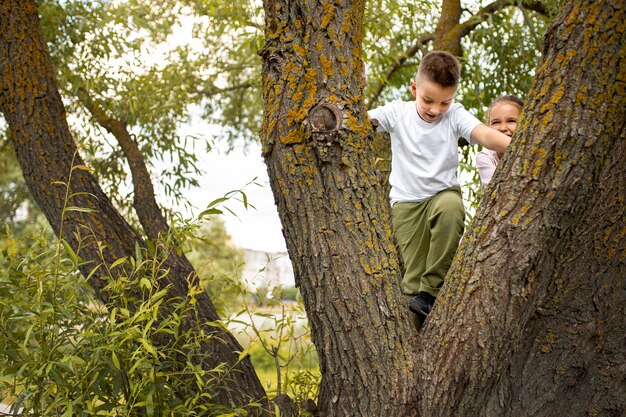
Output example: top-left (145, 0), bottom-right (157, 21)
top-left (77, 88), bottom-right (169, 241)
top-left (367, 33), bottom-right (434, 107)
top-left (367, 0), bottom-right (550, 106)
top-left (434, 0), bottom-right (464, 54)
top-left (456, 0), bottom-right (549, 39)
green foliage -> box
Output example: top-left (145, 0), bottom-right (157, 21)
top-left (365, 1), bottom-right (556, 105)
top-left (0, 171), bottom-right (316, 414)
top-left (0, 225), bottom-right (320, 416)
top-left (230, 295), bottom-right (320, 410)
top-left (184, 218), bottom-right (246, 316)
top-left (33, 0), bottom-right (264, 219)
top-left (363, 0), bottom-right (439, 105)
top-left (0, 224), bottom-right (257, 416)
top-left (0, 139), bottom-right (37, 230)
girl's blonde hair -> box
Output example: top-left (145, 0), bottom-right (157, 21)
top-left (487, 95), bottom-right (524, 123)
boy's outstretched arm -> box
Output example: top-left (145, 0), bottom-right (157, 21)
top-left (470, 124), bottom-right (511, 154)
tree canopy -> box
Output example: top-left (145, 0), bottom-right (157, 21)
top-left (2, 0), bottom-right (558, 226)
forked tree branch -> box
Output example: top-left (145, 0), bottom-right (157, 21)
top-left (368, 0), bottom-right (551, 106)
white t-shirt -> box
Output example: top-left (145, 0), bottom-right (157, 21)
top-left (368, 100), bottom-right (481, 204)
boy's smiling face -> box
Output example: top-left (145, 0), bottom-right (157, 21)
top-left (411, 76), bottom-right (457, 123)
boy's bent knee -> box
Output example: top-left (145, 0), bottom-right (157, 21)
top-left (430, 189), bottom-right (464, 219)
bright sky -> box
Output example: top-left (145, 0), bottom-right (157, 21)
top-left (149, 19), bottom-right (287, 254)
top-left (181, 139), bottom-right (287, 253)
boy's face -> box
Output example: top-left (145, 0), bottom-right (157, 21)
top-left (411, 76), bottom-right (457, 123)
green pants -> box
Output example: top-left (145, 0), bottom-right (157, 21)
top-left (392, 186), bottom-right (465, 297)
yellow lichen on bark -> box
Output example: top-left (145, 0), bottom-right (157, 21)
top-left (293, 43), bottom-right (307, 58)
top-left (321, 55), bottom-right (335, 78)
top-left (281, 126), bottom-right (306, 145)
top-left (532, 159), bottom-right (543, 178)
top-left (321, 2), bottom-right (335, 29)
top-left (540, 85), bottom-right (565, 113)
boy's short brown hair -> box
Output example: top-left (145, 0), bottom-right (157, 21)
top-left (415, 51), bottom-right (461, 88)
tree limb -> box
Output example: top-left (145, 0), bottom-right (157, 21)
top-left (367, 0), bottom-right (550, 106)
top-left (77, 88), bottom-right (170, 241)
top-left (455, 0), bottom-right (548, 39)
top-left (196, 81), bottom-right (253, 97)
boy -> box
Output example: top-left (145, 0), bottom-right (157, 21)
top-left (368, 51), bottom-right (510, 323)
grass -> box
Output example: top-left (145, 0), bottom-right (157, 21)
top-left (253, 363), bottom-right (320, 400)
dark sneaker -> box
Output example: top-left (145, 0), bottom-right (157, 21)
top-left (409, 292), bottom-right (436, 317)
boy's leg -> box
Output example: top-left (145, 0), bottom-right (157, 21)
top-left (391, 201), bottom-right (430, 296)
top-left (420, 187), bottom-right (465, 296)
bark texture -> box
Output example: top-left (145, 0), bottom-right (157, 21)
top-left (419, 1), bottom-right (626, 416)
top-left (0, 1), bottom-right (269, 413)
top-left (260, 0), bottom-right (419, 416)
top-left (434, 0), bottom-right (464, 56)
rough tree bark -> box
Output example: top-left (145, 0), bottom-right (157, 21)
top-left (261, 0), bottom-right (625, 416)
top-left (260, 0), bottom-right (419, 416)
top-left (418, 1), bottom-right (626, 416)
top-left (0, 1), bottom-right (269, 413)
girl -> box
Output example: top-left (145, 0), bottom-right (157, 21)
top-left (475, 95), bottom-right (524, 190)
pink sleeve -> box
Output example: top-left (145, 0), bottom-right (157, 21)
top-left (475, 151), bottom-right (498, 190)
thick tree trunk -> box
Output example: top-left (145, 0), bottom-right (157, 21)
top-left (260, 0), bottom-right (419, 416)
top-left (419, 1), bottom-right (626, 416)
top-left (261, 0), bottom-right (624, 415)
top-left (0, 1), bottom-right (269, 413)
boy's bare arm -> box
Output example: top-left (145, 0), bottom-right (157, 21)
top-left (470, 124), bottom-right (511, 154)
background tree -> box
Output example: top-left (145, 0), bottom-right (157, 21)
top-left (260, 1), bottom-right (624, 417)
top-left (0, 1), bottom-right (269, 413)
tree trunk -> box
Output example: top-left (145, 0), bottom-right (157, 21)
top-left (260, 0), bottom-right (419, 416)
top-left (261, 0), bottom-right (624, 415)
top-left (4, 0), bottom-right (624, 414)
top-left (0, 1), bottom-right (269, 413)
top-left (434, 0), bottom-right (463, 56)
top-left (418, 1), bottom-right (626, 416)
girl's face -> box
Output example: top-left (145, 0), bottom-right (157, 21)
top-left (489, 102), bottom-right (521, 137)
